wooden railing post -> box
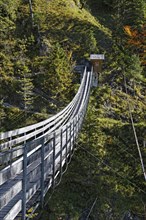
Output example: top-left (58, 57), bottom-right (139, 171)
top-left (79, 112), bottom-right (82, 131)
top-left (69, 122), bottom-right (73, 157)
top-left (73, 119), bottom-right (75, 145)
top-left (69, 122), bottom-right (72, 155)
top-left (22, 144), bottom-right (28, 220)
top-left (76, 116), bottom-right (78, 137)
top-left (60, 129), bottom-right (63, 175)
top-left (40, 137), bottom-right (45, 208)
top-left (52, 133), bottom-right (56, 188)
top-left (66, 125), bottom-right (68, 159)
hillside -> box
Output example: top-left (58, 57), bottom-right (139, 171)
top-left (0, 0), bottom-right (146, 219)
top-left (0, 0), bottom-right (111, 131)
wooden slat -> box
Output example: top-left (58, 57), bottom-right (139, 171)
top-left (0, 68), bottom-right (93, 220)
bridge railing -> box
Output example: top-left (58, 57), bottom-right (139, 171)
top-left (0, 67), bottom-right (87, 150)
top-left (0, 68), bottom-right (92, 220)
top-left (0, 68), bottom-right (88, 165)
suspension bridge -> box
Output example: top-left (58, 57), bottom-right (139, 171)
top-left (0, 67), bottom-right (93, 220)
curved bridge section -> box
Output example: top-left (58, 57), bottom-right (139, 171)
top-left (0, 68), bottom-right (92, 220)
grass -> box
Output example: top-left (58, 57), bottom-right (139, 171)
top-left (34, 0), bottom-right (111, 46)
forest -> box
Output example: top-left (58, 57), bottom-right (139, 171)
top-left (0, 0), bottom-right (146, 219)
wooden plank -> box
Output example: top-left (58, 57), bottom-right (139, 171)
top-left (0, 68), bottom-right (90, 220)
top-left (0, 149), bottom-right (52, 213)
top-left (0, 179), bottom-right (22, 210)
top-left (2, 199), bottom-right (22, 220)
top-left (0, 146), bottom-right (23, 165)
top-left (0, 142), bottom-right (42, 186)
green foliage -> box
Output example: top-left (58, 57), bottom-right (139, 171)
top-left (45, 97), bottom-right (146, 219)
top-left (36, 2), bottom-right (145, 217)
top-left (18, 76), bottom-right (34, 111)
top-left (105, 0), bottom-right (145, 27)
top-left (125, 54), bottom-right (144, 81)
top-left (111, 0), bottom-right (146, 57)
top-left (0, 0), bottom-right (21, 20)
top-left (33, 43), bottom-right (73, 104)
top-left (0, 0), bottom-right (146, 218)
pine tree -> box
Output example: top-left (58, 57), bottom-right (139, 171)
top-left (112, 0), bottom-right (145, 45)
top-left (19, 74), bottom-right (34, 111)
top-left (37, 43), bottom-right (73, 104)
top-left (0, 101), bottom-right (6, 131)
top-left (124, 25), bottom-right (146, 66)
top-left (107, 0), bottom-right (145, 27)
top-left (124, 54), bottom-right (144, 81)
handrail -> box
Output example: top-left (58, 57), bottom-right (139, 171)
top-left (0, 68), bottom-right (87, 152)
top-left (0, 67), bottom-right (93, 220)
top-left (0, 68), bottom-right (87, 141)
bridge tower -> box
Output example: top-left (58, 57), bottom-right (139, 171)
top-left (90, 54), bottom-right (105, 87)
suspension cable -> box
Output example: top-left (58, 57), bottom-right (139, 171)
top-left (78, 144), bottom-right (146, 195)
top-left (123, 74), bottom-right (146, 181)
top-left (86, 196), bottom-right (98, 219)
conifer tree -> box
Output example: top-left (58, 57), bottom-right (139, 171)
top-left (19, 74), bottom-right (34, 111)
top-left (112, 0), bottom-right (145, 45)
top-left (37, 43), bottom-right (73, 104)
